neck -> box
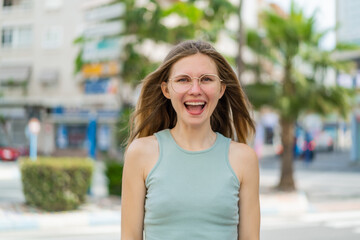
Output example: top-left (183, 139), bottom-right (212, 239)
top-left (170, 123), bottom-right (217, 151)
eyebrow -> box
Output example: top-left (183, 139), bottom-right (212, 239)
top-left (172, 73), bottom-right (215, 77)
top-left (172, 73), bottom-right (191, 76)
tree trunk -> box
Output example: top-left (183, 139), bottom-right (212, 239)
top-left (237, 0), bottom-right (245, 85)
top-left (278, 118), bottom-right (296, 191)
top-left (278, 58), bottom-right (296, 191)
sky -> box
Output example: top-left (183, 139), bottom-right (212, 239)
top-left (265, 0), bottom-right (336, 49)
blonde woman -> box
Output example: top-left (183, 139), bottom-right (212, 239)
top-left (121, 40), bottom-right (260, 240)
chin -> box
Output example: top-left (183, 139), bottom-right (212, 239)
top-left (181, 116), bottom-right (210, 127)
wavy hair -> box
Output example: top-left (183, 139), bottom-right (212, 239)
top-left (127, 40), bottom-right (255, 145)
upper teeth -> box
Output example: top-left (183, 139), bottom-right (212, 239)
top-left (185, 102), bottom-right (205, 106)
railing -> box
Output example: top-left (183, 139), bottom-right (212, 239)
top-left (2, 0), bottom-right (33, 13)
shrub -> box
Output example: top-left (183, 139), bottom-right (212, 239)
top-left (20, 157), bottom-right (94, 211)
top-left (105, 161), bottom-right (123, 197)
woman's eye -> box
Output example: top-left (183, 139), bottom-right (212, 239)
top-left (201, 76), bottom-right (213, 82)
top-left (176, 77), bottom-right (190, 83)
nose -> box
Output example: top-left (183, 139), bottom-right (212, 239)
top-left (188, 78), bottom-right (202, 94)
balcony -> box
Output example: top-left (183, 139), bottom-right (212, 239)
top-left (2, 0), bottom-right (33, 13)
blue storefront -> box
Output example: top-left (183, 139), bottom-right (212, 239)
top-left (53, 107), bottom-right (119, 159)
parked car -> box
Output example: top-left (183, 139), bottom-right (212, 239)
top-left (314, 132), bottom-right (334, 152)
top-left (0, 145), bottom-right (20, 161)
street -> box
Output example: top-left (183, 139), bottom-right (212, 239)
top-left (261, 211), bottom-right (360, 240)
top-left (1, 151), bottom-right (360, 239)
top-left (259, 150), bottom-right (360, 239)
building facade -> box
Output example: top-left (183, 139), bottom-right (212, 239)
top-left (336, 0), bottom-right (360, 161)
top-left (0, 0), bottom-right (123, 158)
top-left (336, 0), bottom-right (360, 45)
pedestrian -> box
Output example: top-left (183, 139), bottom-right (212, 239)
top-left (303, 131), bottom-right (315, 166)
top-left (121, 40), bottom-right (260, 240)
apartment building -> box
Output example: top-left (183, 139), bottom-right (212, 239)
top-left (336, 0), bottom-right (360, 161)
top-left (0, 0), bottom-right (123, 157)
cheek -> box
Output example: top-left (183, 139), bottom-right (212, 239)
top-left (169, 93), bottom-right (184, 108)
top-left (207, 89), bottom-right (223, 101)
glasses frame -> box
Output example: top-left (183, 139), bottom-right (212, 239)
top-left (168, 73), bottom-right (224, 93)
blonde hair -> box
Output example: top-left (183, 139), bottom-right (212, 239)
top-left (127, 40), bottom-right (255, 145)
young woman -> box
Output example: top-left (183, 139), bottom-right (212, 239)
top-left (121, 40), bottom-right (260, 240)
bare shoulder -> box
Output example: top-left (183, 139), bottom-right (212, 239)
top-left (125, 135), bottom-right (158, 162)
top-left (125, 135), bottom-right (159, 180)
top-left (229, 141), bottom-right (257, 163)
top-left (228, 141), bottom-right (259, 183)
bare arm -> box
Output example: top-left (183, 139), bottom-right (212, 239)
top-left (121, 140), bottom-right (147, 240)
top-left (230, 143), bottom-right (260, 240)
top-left (238, 147), bottom-right (260, 240)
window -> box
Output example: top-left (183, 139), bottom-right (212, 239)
top-left (1, 28), bottom-right (13, 48)
top-left (42, 26), bottom-right (63, 49)
top-left (2, 0), bottom-right (32, 8)
top-left (3, 0), bottom-right (13, 7)
top-left (1, 26), bottom-right (32, 49)
top-left (17, 27), bottom-right (32, 47)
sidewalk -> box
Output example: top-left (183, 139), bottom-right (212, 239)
top-left (0, 161), bottom-right (121, 232)
top-left (0, 197), bottom-right (121, 231)
top-left (259, 150), bottom-right (360, 216)
top-left (1, 151), bottom-right (360, 232)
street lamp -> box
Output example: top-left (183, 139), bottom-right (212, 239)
top-left (28, 118), bottom-right (41, 161)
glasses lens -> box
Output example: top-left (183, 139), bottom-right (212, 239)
top-left (199, 74), bottom-right (221, 91)
top-left (170, 74), bottom-right (221, 93)
top-left (171, 75), bottom-right (192, 93)
top-left (200, 74), bottom-right (218, 84)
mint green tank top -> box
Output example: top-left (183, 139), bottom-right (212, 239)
top-left (144, 129), bottom-right (240, 240)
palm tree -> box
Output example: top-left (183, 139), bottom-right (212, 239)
top-left (245, 2), bottom-right (355, 191)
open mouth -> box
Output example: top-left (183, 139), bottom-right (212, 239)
top-left (184, 101), bottom-right (206, 115)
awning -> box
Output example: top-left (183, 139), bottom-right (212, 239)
top-left (0, 65), bottom-right (31, 84)
top-left (39, 69), bottom-right (59, 85)
top-left (0, 107), bottom-right (26, 118)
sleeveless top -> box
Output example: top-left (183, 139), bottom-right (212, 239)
top-left (144, 129), bottom-right (240, 240)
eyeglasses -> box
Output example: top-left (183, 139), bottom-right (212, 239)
top-left (168, 73), bottom-right (223, 93)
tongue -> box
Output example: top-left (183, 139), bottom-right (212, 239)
top-left (186, 105), bottom-right (203, 115)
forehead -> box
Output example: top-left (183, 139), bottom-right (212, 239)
top-left (170, 53), bottom-right (217, 76)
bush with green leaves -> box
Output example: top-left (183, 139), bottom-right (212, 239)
top-left (105, 161), bottom-right (123, 197)
top-left (20, 157), bottom-right (94, 211)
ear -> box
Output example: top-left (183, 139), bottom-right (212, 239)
top-left (161, 82), bottom-right (171, 99)
top-left (219, 84), bottom-right (226, 99)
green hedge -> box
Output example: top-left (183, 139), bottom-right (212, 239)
top-left (20, 157), bottom-right (94, 211)
top-left (105, 161), bottom-right (123, 197)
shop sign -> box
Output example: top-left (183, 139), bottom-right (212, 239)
top-left (82, 38), bottom-right (122, 62)
top-left (84, 78), bottom-right (118, 94)
top-left (82, 61), bottom-right (120, 78)
top-left (52, 108), bottom-right (119, 119)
